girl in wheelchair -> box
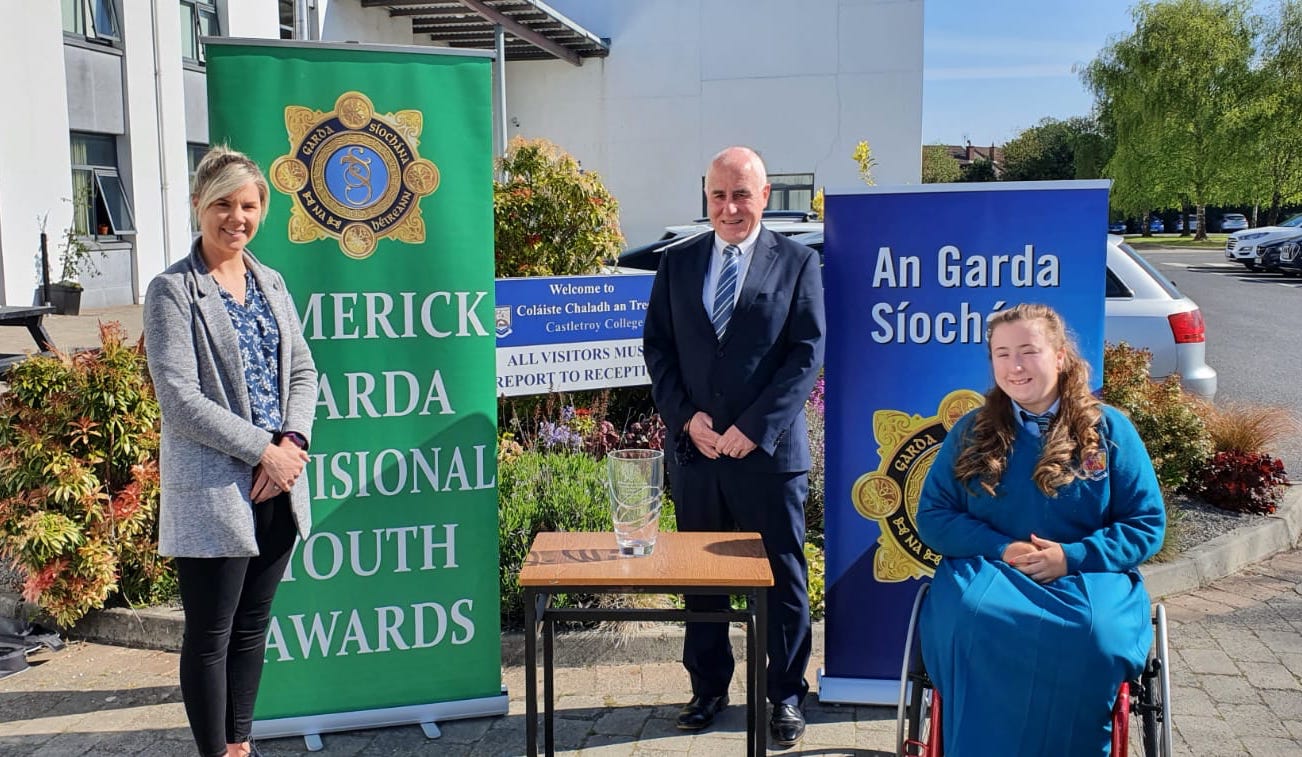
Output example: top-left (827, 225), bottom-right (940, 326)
top-left (915, 303), bottom-right (1165, 756)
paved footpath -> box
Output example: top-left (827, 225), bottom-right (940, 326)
top-left (3, 549), bottom-right (1302, 756)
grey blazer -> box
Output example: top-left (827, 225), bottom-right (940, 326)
top-left (143, 239), bottom-right (317, 558)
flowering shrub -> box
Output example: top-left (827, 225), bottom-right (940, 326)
top-left (1181, 452), bottom-right (1289, 515)
top-left (1101, 342), bottom-right (1210, 490)
top-left (0, 323), bottom-right (173, 626)
top-left (494, 136), bottom-right (624, 277)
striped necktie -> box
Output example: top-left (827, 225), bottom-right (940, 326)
top-left (1020, 410), bottom-right (1055, 436)
top-left (711, 245), bottom-right (740, 338)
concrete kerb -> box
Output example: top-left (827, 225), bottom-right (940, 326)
top-left (2, 486), bottom-right (1300, 662)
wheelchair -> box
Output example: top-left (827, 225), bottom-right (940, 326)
top-left (895, 584), bottom-right (1173, 757)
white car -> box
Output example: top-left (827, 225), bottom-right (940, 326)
top-left (1225, 213), bottom-right (1302, 270)
top-left (1219, 213), bottom-right (1249, 232)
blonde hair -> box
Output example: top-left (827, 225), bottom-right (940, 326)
top-left (192, 145), bottom-right (270, 223)
top-left (952, 303), bottom-right (1103, 497)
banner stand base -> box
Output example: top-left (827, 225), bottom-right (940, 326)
top-left (253, 691), bottom-right (509, 748)
top-left (817, 669), bottom-right (898, 705)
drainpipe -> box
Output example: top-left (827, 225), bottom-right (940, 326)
top-left (295, 0), bottom-right (310, 40)
top-left (495, 24), bottom-right (508, 163)
top-left (150, 0), bottom-right (173, 270)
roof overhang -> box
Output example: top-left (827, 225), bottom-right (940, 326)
top-left (360, 0), bottom-right (609, 65)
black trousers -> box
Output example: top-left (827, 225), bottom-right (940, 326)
top-left (175, 495), bottom-right (296, 757)
top-left (670, 456), bottom-right (812, 707)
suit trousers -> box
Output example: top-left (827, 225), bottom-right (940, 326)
top-left (175, 494), bottom-right (296, 757)
top-left (670, 455), bottom-right (811, 706)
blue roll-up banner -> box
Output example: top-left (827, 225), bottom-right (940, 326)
top-left (818, 181), bottom-right (1111, 704)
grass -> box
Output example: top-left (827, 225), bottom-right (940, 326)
top-left (1123, 233), bottom-right (1230, 250)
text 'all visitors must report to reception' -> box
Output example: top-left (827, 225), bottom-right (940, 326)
top-left (494, 273), bottom-right (655, 396)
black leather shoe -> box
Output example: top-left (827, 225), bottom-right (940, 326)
top-left (676, 694), bottom-right (729, 730)
top-left (770, 703), bottom-right (805, 747)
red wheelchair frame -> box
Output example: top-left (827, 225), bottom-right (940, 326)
top-left (896, 584), bottom-right (1172, 757)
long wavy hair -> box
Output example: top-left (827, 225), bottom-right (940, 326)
top-left (952, 304), bottom-right (1103, 497)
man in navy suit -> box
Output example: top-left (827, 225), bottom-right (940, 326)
top-left (643, 146), bottom-right (826, 747)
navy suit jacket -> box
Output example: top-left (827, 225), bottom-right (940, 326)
top-left (643, 228), bottom-right (826, 473)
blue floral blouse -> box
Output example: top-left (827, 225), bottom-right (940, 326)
top-left (217, 270), bottom-right (283, 433)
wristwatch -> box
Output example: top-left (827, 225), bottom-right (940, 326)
top-left (274, 430), bottom-right (310, 451)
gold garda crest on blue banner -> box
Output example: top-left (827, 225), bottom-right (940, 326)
top-left (850, 389), bottom-right (985, 582)
top-left (269, 92), bottom-right (440, 259)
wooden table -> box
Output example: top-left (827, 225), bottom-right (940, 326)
top-left (518, 531), bottom-right (774, 756)
top-left (0, 305), bottom-right (56, 374)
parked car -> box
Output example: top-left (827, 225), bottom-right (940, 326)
top-left (1219, 213), bottom-right (1249, 232)
top-left (622, 230), bottom-right (1215, 397)
top-left (1109, 220), bottom-right (1127, 234)
top-left (1146, 217), bottom-right (1165, 233)
top-left (1224, 213), bottom-right (1302, 270)
top-left (1174, 215), bottom-right (1201, 233)
top-left (1277, 239), bottom-right (1302, 277)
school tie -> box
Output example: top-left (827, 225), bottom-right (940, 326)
top-left (1021, 410), bottom-right (1055, 436)
top-left (711, 245), bottom-right (740, 338)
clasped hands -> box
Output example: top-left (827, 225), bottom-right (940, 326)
top-left (1002, 534), bottom-right (1067, 584)
top-left (252, 437), bottom-right (310, 504)
top-left (687, 411), bottom-right (757, 460)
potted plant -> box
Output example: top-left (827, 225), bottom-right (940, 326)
top-left (48, 225), bottom-right (105, 316)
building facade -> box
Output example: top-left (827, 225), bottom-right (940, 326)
top-left (0, 0), bottom-right (922, 308)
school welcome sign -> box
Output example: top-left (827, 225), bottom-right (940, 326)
top-left (206, 40), bottom-right (504, 738)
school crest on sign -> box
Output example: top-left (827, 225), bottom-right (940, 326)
top-left (269, 91), bottom-right (440, 259)
top-left (850, 389), bottom-right (985, 582)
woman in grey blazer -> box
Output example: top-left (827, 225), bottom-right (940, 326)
top-left (144, 146), bottom-right (316, 757)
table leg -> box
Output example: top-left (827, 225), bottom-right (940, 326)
top-left (746, 589), bottom-right (757, 757)
top-left (544, 610), bottom-right (555, 756)
top-left (755, 588), bottom-right (768, 756)
top-left (25, 317), bottom-right (54, 352)
top-left (525, 589), bottom-right (538, 757)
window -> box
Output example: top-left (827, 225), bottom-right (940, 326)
top-left (70, 132), bottom-right (136, 236)
top-left (180, 0), bottom-right (221, 64)
top-left (767, 173), bottom-right (815, 213)
top-left (280, 0), bottom-right (295, 40)
top-left (187, 143), bottom-right (210, 230)
top-left (62, 0), bottom-right (121, 43)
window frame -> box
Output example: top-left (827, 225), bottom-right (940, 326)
top-left (62, 0), bottom-right (121, 44)
top-left (180, 0), bottom-right (222, 65)
top-left (766, 173), bottom-right (816, 213)
top-left (70, 132), bottom-right (136, 237)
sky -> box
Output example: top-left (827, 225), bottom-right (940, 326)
top-left (922, 0), bottom-right (1138, 146)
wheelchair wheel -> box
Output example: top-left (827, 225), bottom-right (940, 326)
top-left (896, 584), bottom-right (940, 757)
top-left (1132, 604), bottom-right (1173, 757)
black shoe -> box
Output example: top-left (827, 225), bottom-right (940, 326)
top-left (676, 694), bottom-right (729, 731)
top-left (769, 703), bottom-right (805, 747)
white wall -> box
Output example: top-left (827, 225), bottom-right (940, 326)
top-left (317, 0), bottom-right (417, 44)
top-left (504, 0), bottom-right (924, 245)
top-left (0, 4), bottom-right (75, 305)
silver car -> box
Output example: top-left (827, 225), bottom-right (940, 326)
top-left (782, 231), bottom-right (1217, 398)
top-left (1106, 235), bottom-right (1216, 398)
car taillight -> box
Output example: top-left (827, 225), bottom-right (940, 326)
top-left (1169, 309), bottom-right (1205, 344)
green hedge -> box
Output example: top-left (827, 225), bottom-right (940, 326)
top-left (497, 450), bottom-right (676, 627)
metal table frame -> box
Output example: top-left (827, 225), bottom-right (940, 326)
top-left (519, 532), bottom-right (772, 757)
top-left (0, 305), bottom-right (56, 373)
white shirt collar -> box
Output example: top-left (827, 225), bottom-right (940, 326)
top-left (713, 223), bottom-right (763, 258)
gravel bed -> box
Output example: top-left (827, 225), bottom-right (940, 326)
top-left (1168, 493), bottom-right (1271, 553)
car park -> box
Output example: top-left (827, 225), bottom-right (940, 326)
top-left (1224, 212), bottom-right (1302, 270)
top-left (621, 230), bottom-right (1216, 397)
top-left (1219, 213), bottom-right (1249, 232)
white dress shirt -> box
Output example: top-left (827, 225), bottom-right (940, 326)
top-left (702, 225), bottom-right (762, 315)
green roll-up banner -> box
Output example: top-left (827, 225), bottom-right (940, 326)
top-left (205, 40), bottom-right (505, 739)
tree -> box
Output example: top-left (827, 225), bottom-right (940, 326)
top-left (921, 145), bottom-right (960, 183)
top-left (1001, 117), bottom-right (1109, 182)
top-left (1083, 0), bottom-right (1257, 240)
top-left (1237, 0), bottom-right (1302, 224)
top-left (958, 159), bottom-right (997, 182)
top-left (493, 137), bottom-right (624, 277)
